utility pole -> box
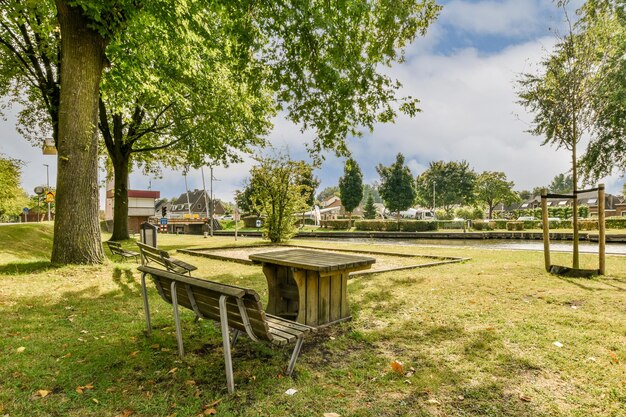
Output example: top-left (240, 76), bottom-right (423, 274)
top-left (210, 165), bottom-right (214, 237)
top-left (183, 169), bottom-right (191, 216)
top-left (201, 167), bottom-right (210, 220)
top-left (433, 181), bottom-right (436, 212)
top-left (44, 164), bottom-right (51, 221)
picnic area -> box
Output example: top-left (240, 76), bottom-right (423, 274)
top-left (1, 224), bottom-right (625, 416)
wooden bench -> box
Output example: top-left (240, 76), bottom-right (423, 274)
top-left (138, 265), bottom-right (315, 393)
top-left (106, 241), bottom-right (140, 262)
top-left (136, 241), bottom-right (197, 275)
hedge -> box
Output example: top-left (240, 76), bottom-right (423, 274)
top-left (320, 219), bottom-right (352, 229)
top-left (354, 220), bottom-right (437, 232)
top-left (472, 221), bottom-right (494, 231)
top-left (506, 221), bottom-right (524, 231)
top-left (437, 220), bottom-right (465, 230)
top-left (606, 217), bottom-right (626, 229)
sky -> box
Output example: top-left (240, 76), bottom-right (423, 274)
top-left (1, 0), bottom-right (624, 206)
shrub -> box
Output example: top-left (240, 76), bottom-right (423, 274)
top-left (320, 219), bottom-right (352, 229)
top-left (472, 221), bottom-right (494, 231)
top-left (577, 219), bottom-right (598, 231)
top-left (506, 221), bottom-right (524, 231)
top-left (354, 220), bottom-right (437, 232)
top-left (437, 220), bottom-right (465, 229)
top-left (606, 217), bottom-right (626, 229)
top-left (547, 220), bottom-right (570, 229)
top-left (521, 220), bottom-right (541, 229)
top-left (493, 219), bottom-right (508, 229)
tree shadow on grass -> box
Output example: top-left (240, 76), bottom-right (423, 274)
top-left (111, 267), bottom-right (142, 295)
top-left (557, 276), bottom-right (626, 292)
top-left (0, 260), bottom-right (56, 275)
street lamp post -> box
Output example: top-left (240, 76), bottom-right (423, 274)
top-left (44, 164), bottom-right (51, 221)
top-left (433, 181), bottom-right (436, 212)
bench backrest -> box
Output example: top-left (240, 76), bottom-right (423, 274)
top-left (138, 265), bottom-right (274, 343)
top-left (136, 241), bottom-right (168, 268)
top-left (107, 241), bottom-right (123, 253)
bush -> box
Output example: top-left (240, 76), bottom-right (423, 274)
top-left (506, 221), bottom-right (524, 231)
top-left (577, 219), bottom-right (598, 231)
top-left (472, 221), bottom-right (494, 231)
top-left (521, 220), bottom-right (541, 229)
top-left (320, 219), bottom-right (352, 229)
top-left (354, 220), bottom-right (437, 232)
top-left (547, 220), bottom-right (570, 229)
top-left (493, 219), bottom-right (508, 230)
top-left (437, 220), bottom-right (465, 229)
top-left (606, 217), bottom-right (626, 229)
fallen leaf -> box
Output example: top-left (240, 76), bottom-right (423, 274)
top-left (203, 409), bottom-right (217, 415)
top-left (204, 399), bottom-right (222, 408)
top-left (130, 351), bottom-right (139, 357)
top-left (458, 395), bottom-right (465, 401)
top-left (519, 394), bottom-right (532, 402)
top-left (324, 413), bottom-right (341, 417)
top-left (167, 368), bottom-right (178, 375)
top-left (553, 341), bottom-right (563, 348)
top-left (92, 398), bottom-right (99, 404)
top-left (284, 388), bottom-right (297, 395)
top-left (150, 344), bottom-right (160, 349)
top-left (16, 346), bottom-right (26, 353)
top-left (426, 398), bottom-right (440, 405)
top-left (85, 383), bottom-right (94, 389)
top-left (36, 390), bottom-right (51, 398)
top-left (609, 352), bottom-right (620, 364)
top-left (62, 353), bottom-right (72, 359)
top-left (76, 387), bottom-right (84, 395)
top-left (390, 360), bottom-right (404, 374)
top-left (185, 380), bottom-right (196, 386)
top-left (117, 410), bottom-right (134, 417)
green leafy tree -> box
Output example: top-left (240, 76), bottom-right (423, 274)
top-left (576, 0), bottom-right (626, 181)
top-left (0, 155), bottom-right (28, 220)
top-left (363, 193), bottom-right (377, 219)
top-left (518, 190), bottom-right (532, 201)
top-left (1, 0), bottom-right (441, 264)
top-left (377, 153), bottom-right (417, 221)
top-left (316, 186), bottom-right (340, 204)
top-left (415, 160), bottom-right (476, 216)
top-left (338, 158), bottom-right (363, 221)
top-left (249, 153), bottom-right (310, 243)
top-left (516, 2), bottom-right (597, 269)
top-left (475, 171), bottom-right (520, 219)
top-left (361, 183), bottom-right (383, 205)
top-left (235, 184), bottom-right (258, 216)
top-left (549, 173), bottom-right (573, 194)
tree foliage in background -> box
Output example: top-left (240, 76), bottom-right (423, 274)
top-left (549, 173), bottom-right (574, 194)
top-left (297, 165), bottom-right (320, 208)
top-left (475, 171), bottom-right (520, 219)
top-left (0, 155), bottom-right (28, 220)
top-left (363, 193), bottom-right (377, 219)
top-left (338, 158), bottom-right (363, 220)
top-left (249, 153), bottom-right (311, 243)
top-left (415, 160), bottom-right (476, 215)
top-left (0, 0), bottom-right (441, 264)
top-left (377, 153), bottom-right (417, 221)
top-left (361, 183), bottom-right (383, 205)
top-left (316, 186), bottom-right (340, 204)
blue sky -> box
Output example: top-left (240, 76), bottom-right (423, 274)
top-left (1, 0), bottom-right (623, 205)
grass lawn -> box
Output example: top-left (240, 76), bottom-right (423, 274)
top-left (0, 224), bottom-right (625, 416)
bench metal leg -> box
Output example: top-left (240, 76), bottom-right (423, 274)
top-left (171, 282), bottom-right (185, 358)
top-left (231, 329), bottom-right (240, 347)
top-left (219, 295), bottom-right (235, 394)
top-left (140, 272), bottom-right (151, 337)
top-left (286, 337), bottom-right (304, 376)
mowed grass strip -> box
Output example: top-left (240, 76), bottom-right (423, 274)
top-left (0, 226), bottom-right (625, 416)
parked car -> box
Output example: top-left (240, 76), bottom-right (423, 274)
top-left (517, 216), bottom-right (537, 221)
top-left (220, 215), bottom-right (233, 221)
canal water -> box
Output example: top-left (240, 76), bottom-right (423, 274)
top-left (307, 237), bottom-right (626, 255)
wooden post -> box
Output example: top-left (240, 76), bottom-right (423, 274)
top-left (598, 184), bottom-right (606, 275)
top-left (541, 189), bottom-right (551, 272)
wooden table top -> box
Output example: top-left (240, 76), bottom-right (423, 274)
top-left (249, 249), bottom-right (375, 273)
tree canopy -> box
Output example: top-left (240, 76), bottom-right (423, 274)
top-left (338, 158), bottom-right (364, 217)
top-left (377, 153), bottom-right (416, 219)
top-left (1, 0), bottom-right (442, 264)
top-left (415, 160), bottom-right (476, 215)
top-left (0, 155), bottom-right (28, 220)
top-left (475, 171), bottom-right (520, 219)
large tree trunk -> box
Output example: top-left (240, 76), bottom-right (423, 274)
top-left (110, 151), bottom-right (131, 241)
top-left (51, 1), bottom-right (105, 264)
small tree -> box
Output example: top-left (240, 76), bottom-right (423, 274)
top-left (363, 194), bottom-right (377, 219)
top-left (475, 171), bottom-right (520, 219)
top-left (249, 153), bottom-right (310, 243)
top-left (377, 153), bottom-right (417, 222)
top-left (296, 163), bottom-right (319, 226)
top-left (338, 158), bottom-right (363, 222)
top-left (0, 156), bottom-right (28, 220)
top-left (548, 173), bottom-right (574, 194)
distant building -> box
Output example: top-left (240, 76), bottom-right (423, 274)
top-left (518, 189), bottom-right (622, 217)
top-left (169, 189), bottom-right (225, 219)
top-left (319, 196), bottom-right (363, 219)
top-left (105, 182), bottom-right (160, 234)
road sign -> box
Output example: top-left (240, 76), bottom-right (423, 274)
top-left (160, 218), bottom-right (168, 225)
top-left (34, 186), bottom-right (45, 195)
top-left (255, 219), bottom-right (261, 228)
top-left (45, 191), bottom-right (55, 203)
top-left (23, 207), bottom-right (29, 213)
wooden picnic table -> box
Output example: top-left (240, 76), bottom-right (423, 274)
top-left (249, 249), bottom-right (375, 327)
